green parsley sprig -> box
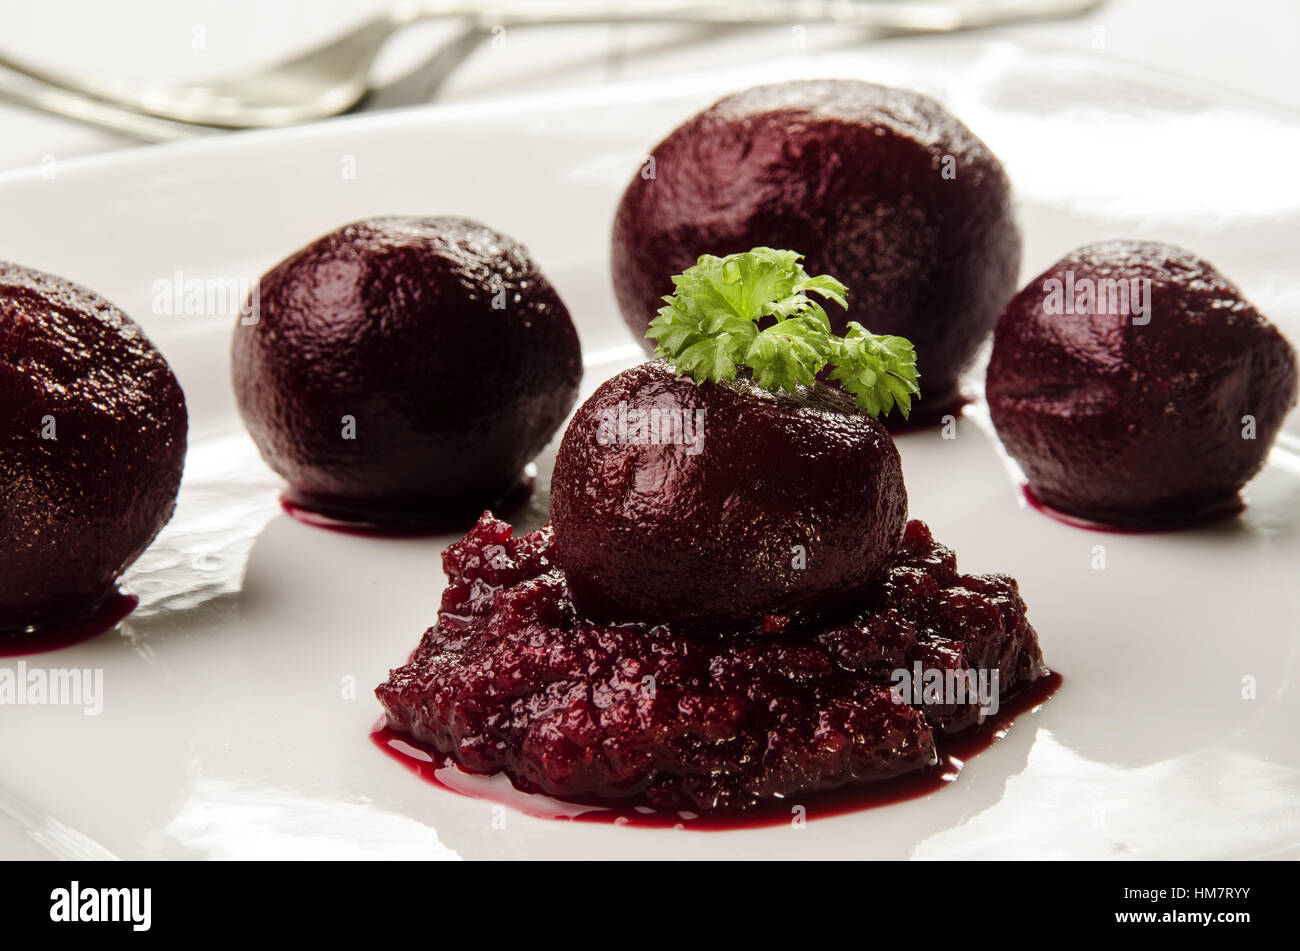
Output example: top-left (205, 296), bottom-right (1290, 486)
top-left (645, 248), bottom-right (921, 419)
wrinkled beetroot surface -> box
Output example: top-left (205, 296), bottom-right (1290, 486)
top-left (987, 241), bottom-right (1299, 527)
top-left (376, 513), bottom-right (1046, 814)
top-left (612, 79), bottom-right (1021, 417)
top-left (232, 216), bottom-right (582, 526)
top-left (0, 263), bottom-right (187, 632)
top-left (550, 361), bottom-right (907, 634)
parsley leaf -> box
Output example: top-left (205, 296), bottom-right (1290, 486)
top-left (645, 248), bottom-right (922, 418)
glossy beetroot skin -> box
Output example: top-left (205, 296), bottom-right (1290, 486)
top-left (549, 361), bottom-right (907, 634)
top-left (377, 513), bottom-right (1046, 813)
top-left (987, 241), bottom-right (1299, 527)
top-left (612, 80), bottom-right (1021, 415)
top-left (232, 216), bottom-right (582, 524)
top-left (0, 263), bottom-right (187, 631)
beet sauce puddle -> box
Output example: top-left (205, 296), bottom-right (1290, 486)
top-left (371, 671), bottom-right (1062, 830)
top-left (280, 474), bottom-right (535, 539)
top-left (1022, 486), bottom-right (1245, 534)
top-left (0, 592), bottom-right (138, 657)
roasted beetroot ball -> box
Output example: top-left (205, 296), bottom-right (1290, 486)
top-left (612, 79), bottom-right (1020, 416)
top-left (232, 216), bottom-right (582, 525)
top-left (987, 241), bottom-right (1299, 527)
top-left (0, 263), bottom-right (187, 632)
top-left (549, 361), bottom-right (907, 633)
top-left (376, 513), bottom-right (1046, 813)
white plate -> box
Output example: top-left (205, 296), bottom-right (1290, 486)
top-left (2, 38), bottom-right (1298, 860)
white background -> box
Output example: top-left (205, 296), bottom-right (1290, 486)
top-left (1, 0), bottom-right (1298, 171)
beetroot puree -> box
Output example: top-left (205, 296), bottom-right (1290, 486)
top-left (372, 671), bottom-right (1060, 829)
top-left (376, 513), bottom-right (1049, 817)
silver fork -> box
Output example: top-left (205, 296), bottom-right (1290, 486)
top-left (0, 0), bottom-right (1102, 134)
